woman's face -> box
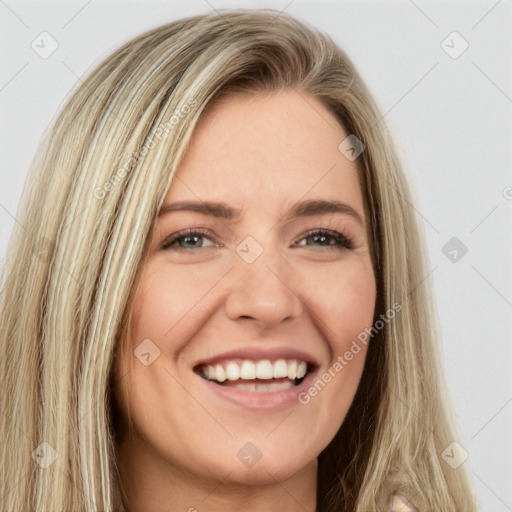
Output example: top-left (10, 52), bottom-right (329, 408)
top-left (115, 90), bottom-right (376, 489)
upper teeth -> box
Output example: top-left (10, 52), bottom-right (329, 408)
top-left (201, 359), bottom-right (308, 383)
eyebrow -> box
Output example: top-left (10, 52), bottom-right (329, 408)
top-left (158, 199), bottom-right (364, 226)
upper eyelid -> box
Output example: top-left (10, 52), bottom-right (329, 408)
top-left (162, 227), bottom-right (353, 249)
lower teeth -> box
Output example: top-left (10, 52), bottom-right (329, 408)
top-left (233, 381), bottom-right (294, 392)
top-left (207, 376), bottom-right (305, 390)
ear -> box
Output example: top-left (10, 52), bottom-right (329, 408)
top-left (386, 491), bottom-right (419, 511)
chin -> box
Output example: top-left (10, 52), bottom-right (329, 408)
top-left (199, 437), bottom-right (319, 486)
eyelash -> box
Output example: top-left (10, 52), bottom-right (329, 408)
top-left (161, 228), bottom-right (354, 251)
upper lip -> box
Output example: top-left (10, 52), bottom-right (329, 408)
top-left (193, 346), bottom-right (320, 369)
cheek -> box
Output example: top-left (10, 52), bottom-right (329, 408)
top-left (307, 258), bottom-right (377, 348)
top-left (298, 259), bottom-right (376, 417)
top-left (129, 260), bottom-right (226, 351)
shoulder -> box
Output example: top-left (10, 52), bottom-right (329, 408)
top-left (388, 492), bottom-right (419, 511)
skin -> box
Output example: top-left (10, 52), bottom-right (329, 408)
top-left (113, 89), bottom-right (377, 511)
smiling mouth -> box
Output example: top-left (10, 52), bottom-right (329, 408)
top-left (195, 358), bottom-right (312, 391)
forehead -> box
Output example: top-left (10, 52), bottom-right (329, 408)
top-left (166, 90), bottom-right (364, 213)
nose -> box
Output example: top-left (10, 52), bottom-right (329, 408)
top-left (224, 251), bottom-right (303, 329)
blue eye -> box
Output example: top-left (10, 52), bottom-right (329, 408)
top-left (162, 228), bottom-right (353, 251)
top-left (161, 229), bottom-right (217, 250)
top-left (293, 229), bottom-right (353, 250)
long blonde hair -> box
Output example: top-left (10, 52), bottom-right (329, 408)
top-left (0, 9), bottom-right (479, 511)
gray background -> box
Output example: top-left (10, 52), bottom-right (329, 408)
top-left (1, 0), bottom-right (511, 509)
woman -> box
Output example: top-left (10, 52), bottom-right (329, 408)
top-left (0, 9), bottom-right (479, 512)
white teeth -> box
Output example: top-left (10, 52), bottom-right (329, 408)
top-left (297, 361), bottom-right (307, 379)
top-left (273, 359), bottom-right (288, 378)
top-left (240, 360), bottom-right (256, 379)
top-left (255, 360), bottom-right (273, 379)
top-left (287, 359), bottom-right (298, 379)
top-left (236, 383), bottom-right (256, 391)
top-left (200, 358), bottom-right (310, 384)
top-left (233, 381), bottom-right (294, 392)
top-left (225, 362), bottom-right (240, 381)
top-left (214, 364), bottom-right (226, 383)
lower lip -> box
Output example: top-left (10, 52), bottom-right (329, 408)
top-left (199, 371), bottom-right (316, 410)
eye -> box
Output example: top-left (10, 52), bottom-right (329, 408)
top-left (292, 229), bottom-right (353, 250)
top-left (161, 229), bottom-right (219, 250)
top-left (161, 228), bottom-right (353, 251)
